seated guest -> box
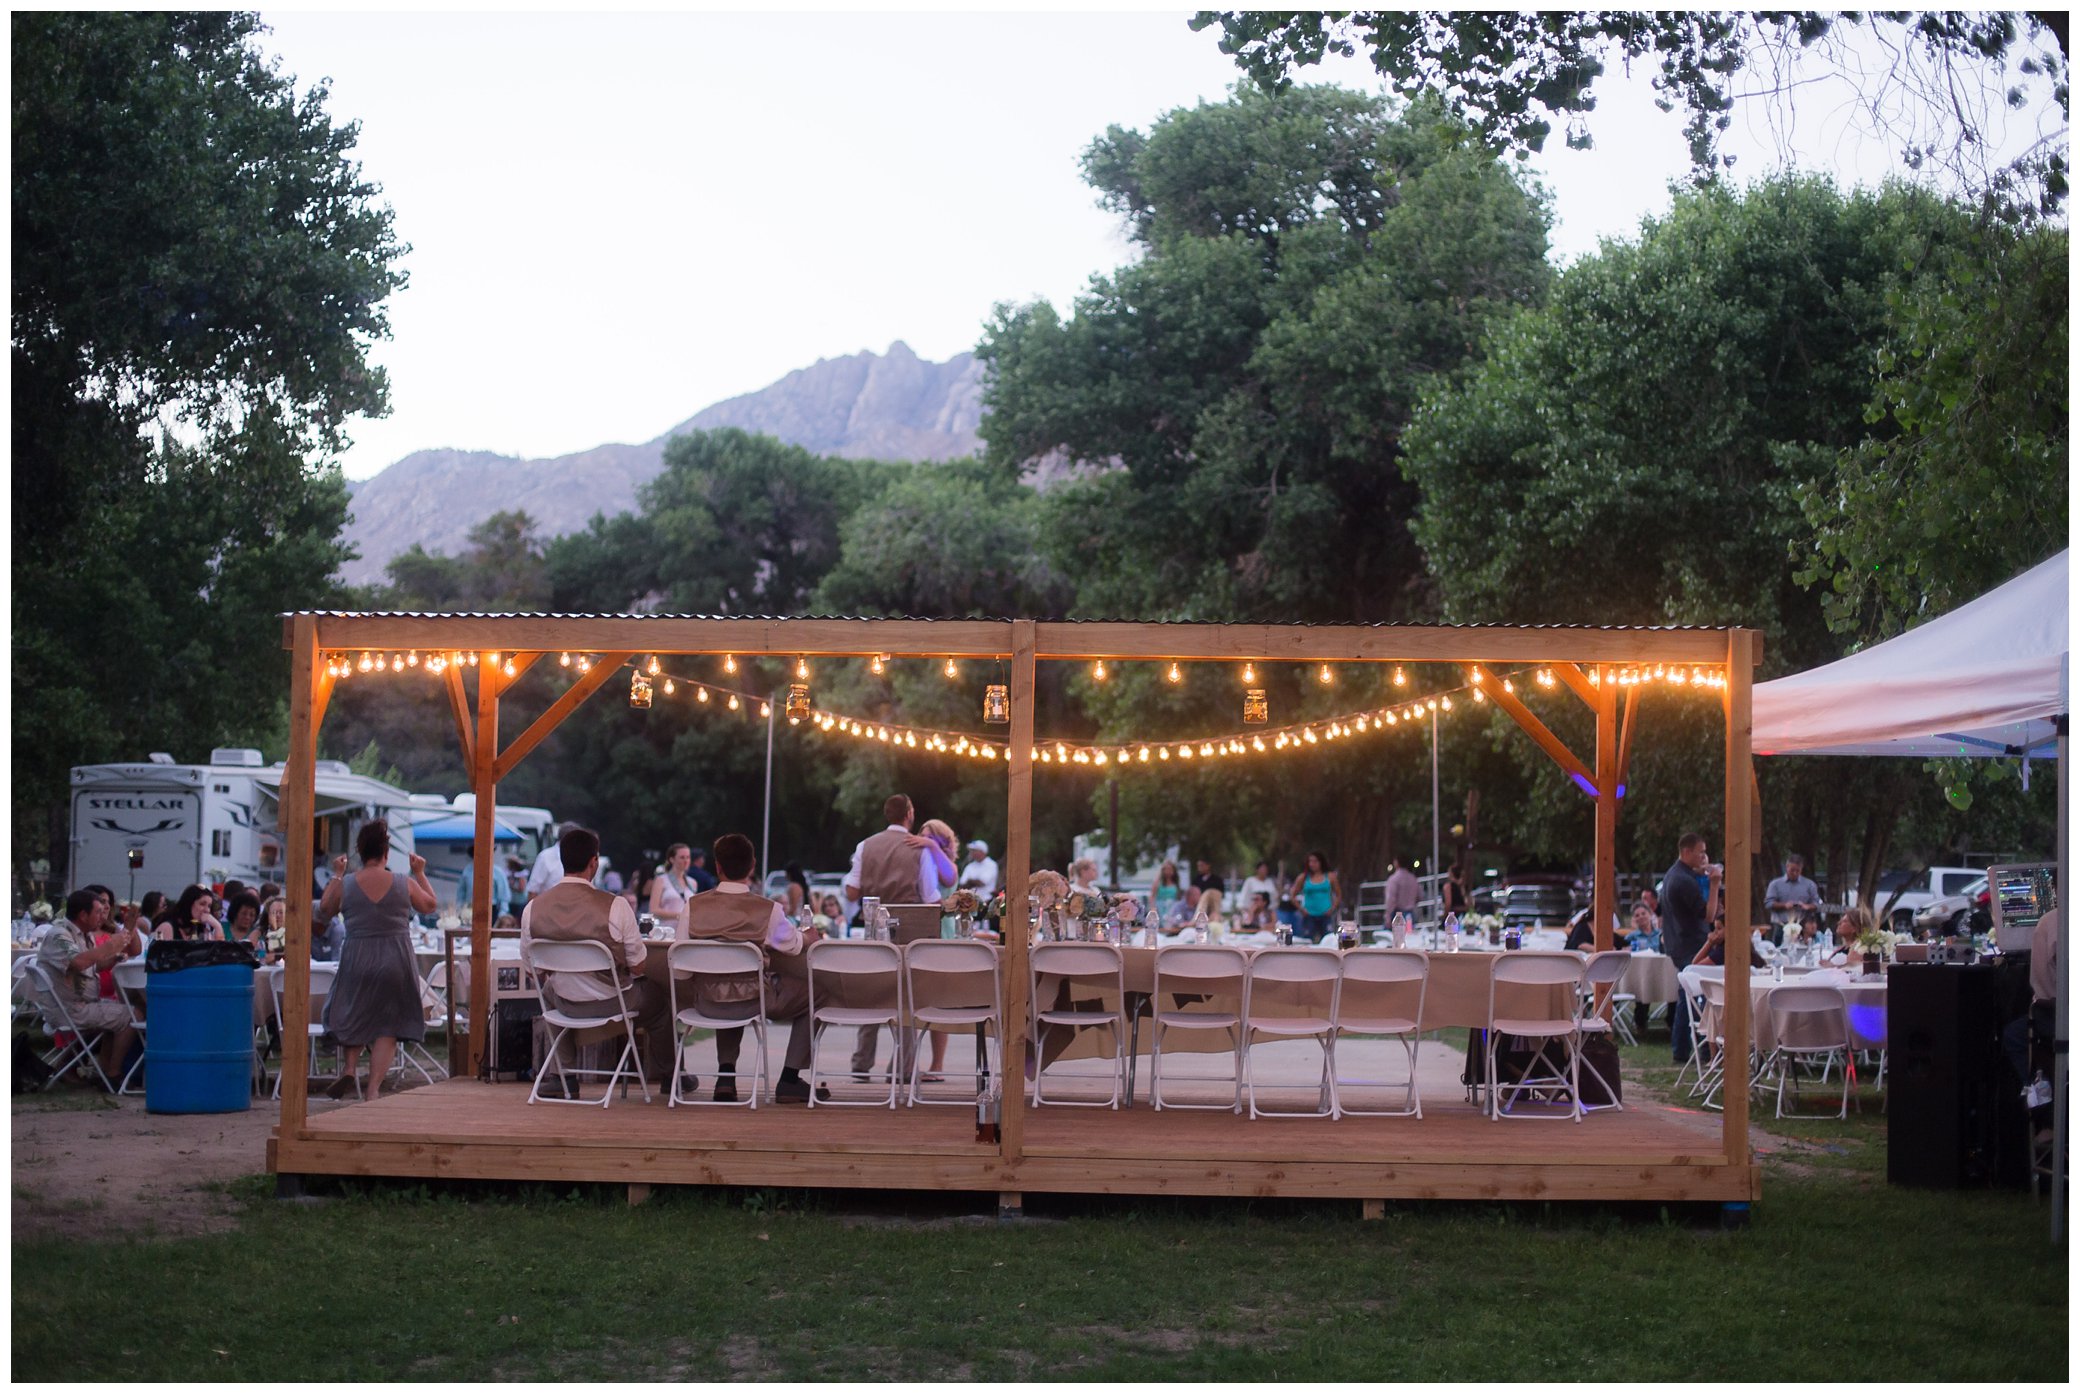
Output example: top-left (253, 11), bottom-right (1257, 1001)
top-left (676, 833), bottom-right (819, 1104)
top-left (222, 890), bottom-right (264, 960)
top-left (1627, 899), bottom-right (1661, 953)
top-left (812, 893), bottom-right (844, 935)
top-left (1564, 906), bottom-right (1628, 953)
top-left (519, 826), bottom-right (674, 1093)
top-left (35, 888), bottom-right (142, 1082)
top-left (158, 884), bottom-right (225, 941)
top-left (1239, 891), bottom-right (1275, 932)
top-left (1692, 918), bottom-right (1728, 967)
top-left (1827, 906), bottom-right (1876, 968)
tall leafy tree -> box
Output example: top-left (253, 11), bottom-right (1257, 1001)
top-left (12, 12), bottom-right (406, 872)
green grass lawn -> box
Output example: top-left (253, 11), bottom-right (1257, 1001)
top-left (12, 1037), bottom-right (2067, 1381)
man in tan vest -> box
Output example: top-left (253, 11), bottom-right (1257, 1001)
top-left (520, 826), bottom-right (674, 1095)
top-left (841, 793), bottom-right (935, 1079)
top-left (677, 833), bottom-right (820, 1103)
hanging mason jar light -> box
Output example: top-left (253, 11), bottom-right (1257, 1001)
top-left (629, 671), bottom-right (654, 709)
top-left (785, 682), bottom-right (811, 723)
top-left (983, 683), bottom-right (1011, 724)
top-left (1243, 688), bottom-right (1269, 724)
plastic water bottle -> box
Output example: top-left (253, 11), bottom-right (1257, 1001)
top-left (1445, 912), bottom-right (1461, 953)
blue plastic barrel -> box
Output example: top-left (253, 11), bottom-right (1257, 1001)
top-left (145, 963), bottom-right (255, 1114)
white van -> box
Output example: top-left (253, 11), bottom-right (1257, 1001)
top-left (69, 749), bottom-right (417, 897)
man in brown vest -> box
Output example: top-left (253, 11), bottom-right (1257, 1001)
top-left (519, 826), bottom-right (674, 1095)
top-left (677, 833), bottom-right (820, 1103)
top-left (841, 793), bottom-right (937, 1079)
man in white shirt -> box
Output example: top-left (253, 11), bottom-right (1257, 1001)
top-left (678, 833), bottom-right (820, 1103)
top-left (524, 827), bottom-right (566, 902)
top-left (959, 840), bottom-right (1000, 897)
top-left (519, 827), bottom-right (672, 1096)
top-left (840, 795), bottom-right (935, 922)
top-left (1237, 861), bottom-right (1280, 918)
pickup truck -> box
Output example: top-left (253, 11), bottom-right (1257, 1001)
top-left (1851, 866), bottom-right (1987, 932)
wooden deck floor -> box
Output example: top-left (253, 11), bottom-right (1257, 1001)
top-left (273, 1076), bottom-right (1757, 1205)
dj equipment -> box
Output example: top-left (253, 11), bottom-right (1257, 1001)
top-left (1887, 964), bottom-right (2028, 1188)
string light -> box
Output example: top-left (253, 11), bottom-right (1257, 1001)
top-left (697, 686), bottom-right (710, 703)
top-left (1166, 662), bottom-right (1182, 684)
top-left (502, 657), bottom-right (516, 677)
top-left (1318, 664), bottom-right (1334, 685)
top-left (560, 652), bottom-right (571, 667)
top-left (795, 657), bottom-right (810, 679)
top-left (759, 700), bottom-right (772, 719)
top-left (1394, 667), bottom-right (1407, 686)
top-left (727, 694), bottom-right (740, 711)
top-left (944, 658), bottom-right (959, 679)
top-left (870, 655), bottom-right (885, 675)
top-left (1093, 660), bottom-right (1108, 681)
top-left (1242, 662), bottom-right (1256, 683)
top-left (724, 655), bottom-right (738, 674)
top-left (647, 656), bottom-right (660, 675)
top-left (663, 679), bottom-right (675, 696)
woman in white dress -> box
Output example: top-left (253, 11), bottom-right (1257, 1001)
top-left (649, 843), bottom-right (696, 928)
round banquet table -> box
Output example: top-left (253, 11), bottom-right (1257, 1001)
top-left (1680, 966), bottom-right (1887, 1054)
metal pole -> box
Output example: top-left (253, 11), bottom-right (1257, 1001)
top-left (1108, 777), bottom-right (1121, 892)
top-left (2053, 676), bottom-right (2067, 1244)
top-left (762, 695), bottom-right (776, 888)
top-left (1431, 705), bottom-right (1442, 921)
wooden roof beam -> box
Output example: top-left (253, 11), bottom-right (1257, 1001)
top-left (494, 653), bottom-right (636, 783)
top-left (1484, 677), bottom-right (1595, 789)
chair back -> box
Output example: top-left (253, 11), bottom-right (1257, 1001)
top-left (111, 959), bottom-right (148, 1019)
top-left (267, 960), bottom-right (340, 1028)
top-left (1582, 949), bottom-right (1632, 990)
top-left (1245, 947), bottom-right (1341, 1022)
top-left (1487, 949), bottom-right (1584, 1028)
top-left (1152, 944), bottom-right (1248, 995)
top-left (21, 959), bottom-right (72, 1026)
top-left (1338, 947), bottom-right (1426, 1022)
top-left (904, 939), bottom-right (999, 1016)
top-left (808, 938), bottom-right (903, 1013)
top-left (524, 939), bottom-right (633, 1022)
top-left (1030, 942), bottom-right (1122, 982)
top-left (1768, 983), bottom-right (1848, 1050)
top-left (667, 939), bottom-right (767, 979)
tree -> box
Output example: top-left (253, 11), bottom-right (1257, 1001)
top-left (12, 12), bottom-right (406, 875)
top-left (1191, 11), bottom-right (2070, 217)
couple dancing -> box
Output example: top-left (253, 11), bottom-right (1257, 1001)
top-left (840, 792), bottom-right (965, 1085)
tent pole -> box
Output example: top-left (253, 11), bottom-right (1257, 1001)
top-left (1430, 706), bottom-right (1441, 913)
top-left (2054, 670), bottom-right (2067, 1245)
top-left (1722, 631), bottom-right (1756, 1186)
top-left (762, 695), bottom-right (776, 889)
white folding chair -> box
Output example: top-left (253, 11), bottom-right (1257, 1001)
top-left (110, 959), bottom-right (151, 1095)
top-left (667, 940), bottom-right (770, 1108)
top-left (807, 939), bottom-right (905, 1108)
top-left (1334, 948), bottom-right (1428, 1118)
top-left (1694, 977), bottom-right (1742, 1112)
top-left (1756, 983), bottom-right (1855, 1119)
top-left (12, 955), bottom-right (42, 1025)
top-left (524, 940), bottom-right (653, 1107)
top-left (903, 940), bottom-right (1002, 1107)
top-left (21, 960), bottom-right (118, 1093)
top-left (1030, 942), bottom-right (1127, 1109)
top-left (1575, 950), bottom-right (1632, 1114)
top-left (425, 960), bottom-right (472, 1033)
top-left (271, 961), bottom-right (351, 1100)
top-left (1241, 948), bottom-right (1342, 1120)
top-left (1148, 945), bottom-right (1248, 1112)
top-left (1486, 951), bottom-right (1586, 1123)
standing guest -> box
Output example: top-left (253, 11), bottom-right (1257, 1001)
top-left (915, 819), bottom-right (964, 1081)
top-left (34, 889), bottom-right (141, 1082)
top-left (1659, 833), bottom-right (1721, 1064)
top-left (1287, 852), bottom-right (1340, 943)
top-left (2002, 908), bottom-right (2060, 1116)
top-left (840, 793), bottom-right (942, 1081)
top-left (686, 848), bottom-right (718, 894)
top-left (317, 821), bottom-right (438, 1101)
top-left (784, 863), bottom-right (811, 904)
top-left (524, 825), bottom-right (567, 904)
top-left (676, 833), bottom-right (820, 1103)
top-left (623, 864), bottom-right (657, 919)
top-left (651, 844), bottom-right (698, 926)
top-left (1380, 856), bottom-right (1421, 925)
top-left (159, 884), bottom-right (225, 941)
top-left (959, 840), bottom-right (1000, 897)
top-left (1237, 862), bottom-right (1280, 920)
top-left (1764, 854), bottom-right (1822, 928)
top-left (1151, 862), bottom-right (1185, 927)
top-left (1442, 863), bottom-right (1472, 918)
top-left (457, 844), bottom-right (512, 923)
top-left (1190, 859), bottom-right (1225, 902)
top-left (520, 825), bottom-right (673, 1096)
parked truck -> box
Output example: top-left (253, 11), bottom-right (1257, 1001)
top-left (69, 749), bottom-right (417, 897)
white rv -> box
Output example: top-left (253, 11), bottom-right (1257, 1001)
top-left (396, 793), bottom-right (556, 910)
top-left (69, 749), bottom-right (418, 897)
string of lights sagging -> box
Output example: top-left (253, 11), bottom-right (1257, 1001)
top-left (319, 649), bottom-right (1727, 767)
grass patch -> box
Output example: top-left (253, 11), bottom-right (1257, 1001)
top-left (12, 1035), bottom-right (2067, 1380)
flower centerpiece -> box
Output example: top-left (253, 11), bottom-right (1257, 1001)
top-left (1110, 895), bottom-right (1142, 924)
top-left (1065, 888), bottom-right (1105, 922)
top-left (1854, 921), bottom-right (1892, 974)
top-left (940, 887), bottom-right (982, 939)
top-left (1028, 870), bottom-right (1068, 910)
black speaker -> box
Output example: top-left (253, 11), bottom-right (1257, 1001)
top-left (489, 999), bottom-right (541, 1081)
top-left (1887, 965), bottom-right (2028, 1188)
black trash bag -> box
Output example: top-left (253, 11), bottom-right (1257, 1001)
top-left (1577, 1034), bottom-right (1623, 1107)
top-left (146, 939), bottom-right (259, 973)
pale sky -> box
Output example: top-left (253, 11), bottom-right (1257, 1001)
top-left (253, 9), bottom-right (2065, 481)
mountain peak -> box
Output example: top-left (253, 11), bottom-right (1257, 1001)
top-left (338, 343), bottom-right (985, 585)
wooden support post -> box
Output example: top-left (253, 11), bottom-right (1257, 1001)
top-left (997, 1191), bottom-right (1024, 1220)
top-left (468, 658), bottom-right (500, 1078)
top-left (1615, 685), bottom-right (1639, 805)
top-left (999, 621), bottom-right (1037, 1172)
top-left (1361, 1198), bottom-right (1386, 1222)
top-left (280, 616), bottom-right (322, 1138)
top-left (1593, 668), bottom-right (1618, 954)
top-left (627, 1183), bottom-right (652, 1207)
top-left (1551, 662), bottom-right (1600, 711)
top-left (1721, 630), bottom-right (1756, 1169)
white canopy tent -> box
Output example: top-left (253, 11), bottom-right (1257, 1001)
top-left (1753, 548), bottom-right (2068, 1240)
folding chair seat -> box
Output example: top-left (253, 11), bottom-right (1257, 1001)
top-left (667, 940), bottom-right (771, 1108)
top-left (1333, 948), bottom-right (1427, 1118)
top-left (808, 939), bottom-right (905, 1108)
top-left (1148, 945), bottom-right (1247, 1112)
top-left (524, 940), bottom-right (653, 1108)
top-left (1486, 951), bottom-right (1587, 1123)
top-left (902, 940), bottom-right (1001, 1107)
top-left (1756, 983), bottom-right (1855, 1119)
top-left (1030, 943), bottom-right (1127, 1109)
top-left (21, 960), bottom-right (118, 1093)
top-left (1575, 950), bottom-right (1632, 1114)
top-left (1242, 948), bottom-right (1342, 1120)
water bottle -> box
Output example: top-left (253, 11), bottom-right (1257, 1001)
top-left (1445, 912), bottom-right (1461, 953)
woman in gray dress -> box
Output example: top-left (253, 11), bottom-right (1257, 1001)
top-left (318, 820), bottom-right (437, 1100)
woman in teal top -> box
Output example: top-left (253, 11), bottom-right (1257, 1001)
top-left (1152, 861), bottom-right (1184, 927)
top-left (1287, 852), bottom-right (1340, 943)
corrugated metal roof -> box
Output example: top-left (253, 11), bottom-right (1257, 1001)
top-left (279, 610), bottom-right (1724, 631)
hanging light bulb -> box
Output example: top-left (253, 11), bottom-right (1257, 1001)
top-left (1166, 662), bottom-right (1182, 684)
top-left (1393, 666), bottom-right (1407, 686)
top-left (501, 657), bottom-right (516, 677)
top-left (1318, 664), bottom-right (1333, 685)
top-left (647, 655), bottom-right (660, 675)
top-left (696, 686), bottom-right (710, 703)
top-left (663, 679), bottom-right (675, 696)
top-left (1093, 659), bottom-right (1108, 681)
top-left (944, 657), bottom-right (959, 679)
top-left (870, 654), bottom-right (885, 675)
top-left (1242, 662), bottom-right (1256, 683)
top-left (759, 700), bottom-right (772, 719)
top-left (467, 651), bottom-right (479, 667)
top-left (795, 657), bottom-right (809, 680)
top-left (724, 654), bottom-right (738, 675)
top-left (727, 694), bottom-right (740, 711)
top-left (560, 651), bottom-right (571, 667)
top-left (406, 651), bottom-right (419, 668)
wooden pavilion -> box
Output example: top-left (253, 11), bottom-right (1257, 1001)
top-left (269, 612), bottom-right (1763, 1213)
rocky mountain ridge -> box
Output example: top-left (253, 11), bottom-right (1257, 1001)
top-left (340, 341), bottom-right (984, 584)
